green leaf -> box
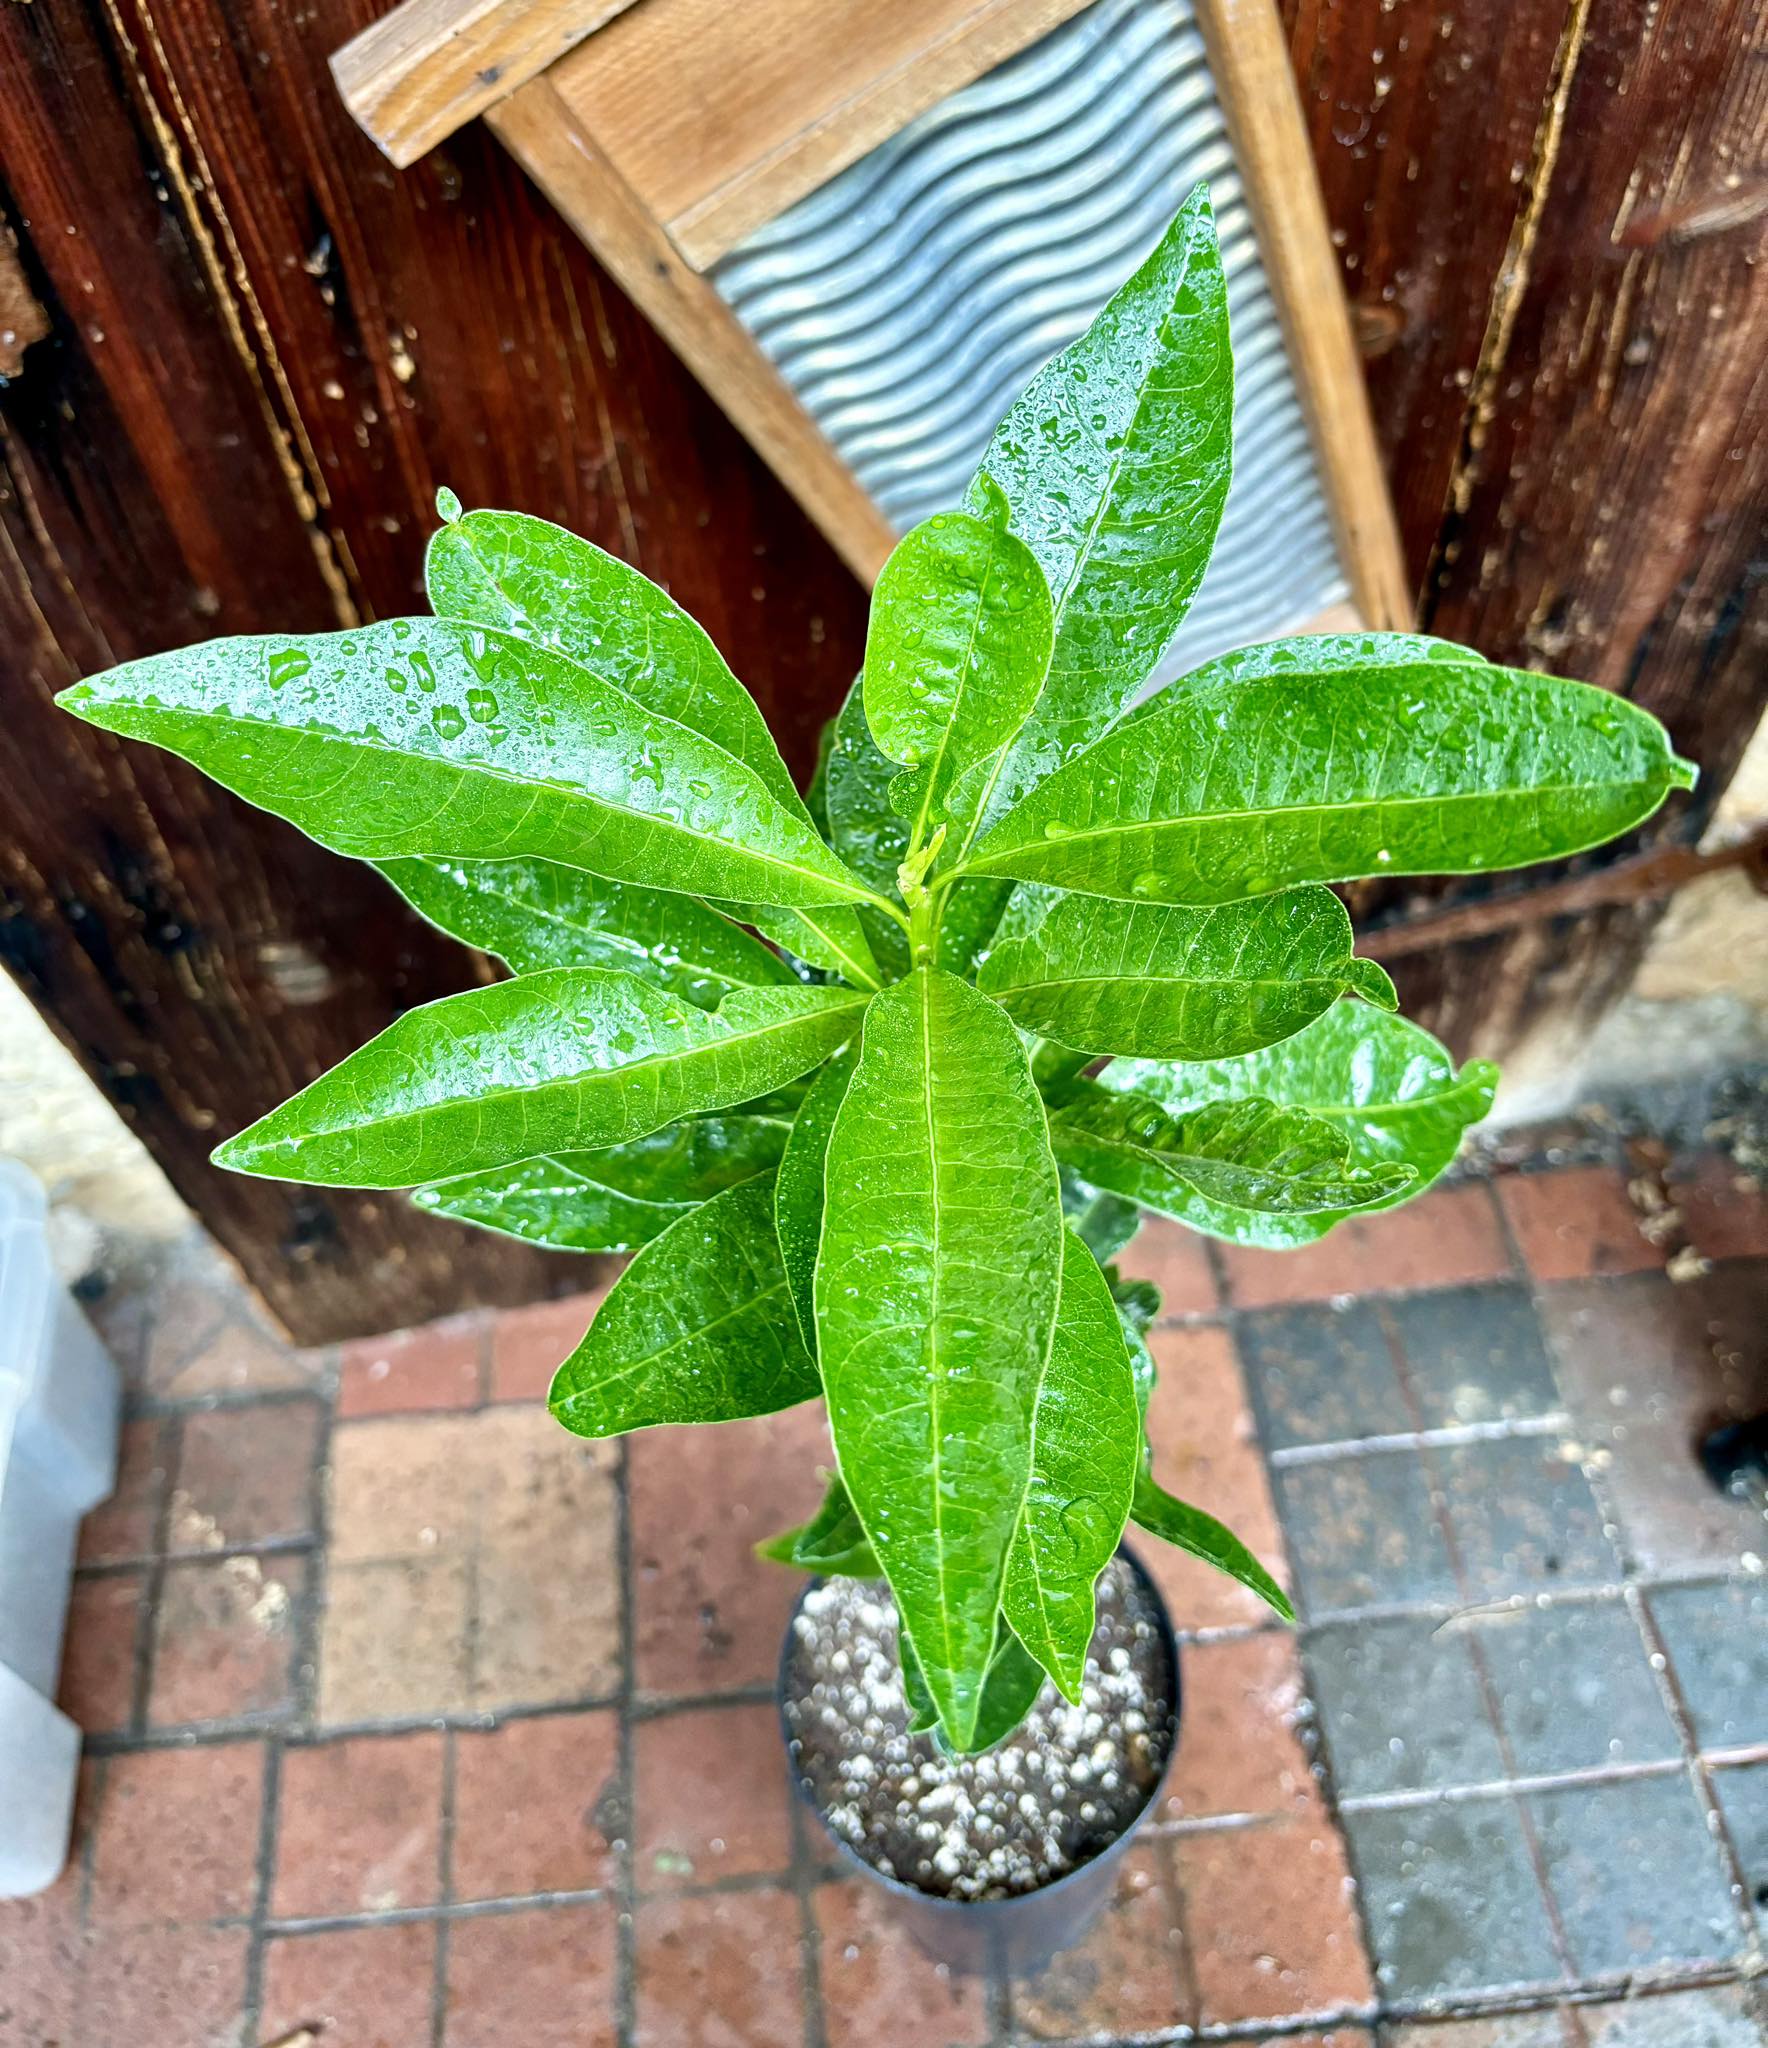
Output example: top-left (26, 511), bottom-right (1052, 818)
top-left (824, 680), bottom-right (1013, 978)
top-left (757, 1471), bottom-right (879, 1577)
top-left (902, 1613), bottom-right (1050, 1755)
top-left (1049, 1082), bottom-right (1415, 1219)
top-left (214, 971), bottom-right (865, 1188)
top-left (978, 884), bottom-right (1395, 1059)
top-left (968, 185), bottom-right (1233, 818)
top-left (964, 634), bottom-right (1697, 904)
top-left (815, 968), bottom-right (1063, 1750)
top-left (58, 618), bottom-right (877, 910)
top-left (1003, 1233), bottom-right (1141, 1699)
top-left (862, 485), bottom-right (1053, 852)
top-left (1059, 1172), bottom-right (1141, 1266)
top-left (425, 508), bottom-right (883, 990)
top-left (1106, 1001), bottom-right (1499, 1248)
top-left (961, 1620), bottom-right (1050, 1754)
top-left (412, 1109), bottom-right (791, 1251)
top-left (723, 901), bottom-right (882, 991)
top-left (427, 505), bottom-right (804, 811)
top-left (898, 1627), bottom-right (943, 1735)
top-left (549, 1175), bottom-right (818, 1437)
top-left (1131, 1472), bottom-right (1293, 1622)
top-left (375, 854), bottom-right (795, 1005)
top-left (774, 1046), bottom-right (857, 1353)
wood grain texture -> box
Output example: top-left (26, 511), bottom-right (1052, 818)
top-left (1324, 0), bottom-right (1768, 1056)
top-left (4, 0), bottom-right (1764, 1338)
top-left (1196, 0), bottom-right (1411, 631)
top-left (546, 0), bottom-right (1097, 268)
top-left (332, 0), bottom-right (638, 169)
top-left (0, 0), bottom-right (866, 1341)
top-left (488, 76), bottom-right (900, 579)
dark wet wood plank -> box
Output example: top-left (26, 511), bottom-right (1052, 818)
top-left (0, 0), bottom-right (866, 1341)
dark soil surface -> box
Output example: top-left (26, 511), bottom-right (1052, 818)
top-left (782, 1555), bottom-right (1175, 1901)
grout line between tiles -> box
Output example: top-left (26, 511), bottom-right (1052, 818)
top-left (1268, 1412), bottom-right (1569, 1467)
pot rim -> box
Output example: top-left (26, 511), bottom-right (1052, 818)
top-left (774, 1540), bottom-right (1181, 1921)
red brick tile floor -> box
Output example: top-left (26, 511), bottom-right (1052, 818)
top-left (7, 1147), bottom-right (1768, 2048)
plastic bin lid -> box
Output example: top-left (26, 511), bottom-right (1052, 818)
top-left (0, 1161), bottom-right (53, 1414)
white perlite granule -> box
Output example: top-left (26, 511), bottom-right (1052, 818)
top-left (782, 1556), bottom-right (1173, 1901)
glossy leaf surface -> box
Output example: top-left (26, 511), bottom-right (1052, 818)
top-left (862, 490), bottom-right (1052, 850)
top-left (550, 1175), bottom-right (818, 1437)
top-left (412, 1110), bottom-right (791, 1252)
top-left (1130, 1473), bottom-right (1293, 1621)
top-left (815, 968), bottom-right (1063, 1749)
top-left (978, 884), bottom-right (1394, 1058)
top-left (965, 635), bottom-right (1697, 904)
top-left (59, 618), bottom-right (875, 909)
top-left (427, 505), bottom-right (803, 809)
top-left (964, 1622), bottom-right (1051, 1754)
top-left (215, 971), bottom-right (865, 1187)
top-left (1049, 1082), bottom-right (1414, 1219)
top-left (824, 680), bottom-right (1012, 978)
top-left (774, 1046), bottom-right (856, 1353)
top-left (427, 509), bottom-right (885, 990)
top-left (1002, 1234), bottom-right (1141, 1698)
top-left (376, 854), bottom-right (793, 1003)
top-left (1108, 1001), bottom-right (1499, 1247)
top-left (968, 185), bottom-right (1233, 817)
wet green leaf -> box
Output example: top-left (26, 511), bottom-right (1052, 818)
top-left (425, 508), bottom-right (883, 989)
top-left (1003, 1233), bottom-right (1141, 1699)
top-left (427, 505), bottom-right (803, 807)
top-left (550, 1175), bottom-right (818, 1437)
top-left (815, 968), bottom-right (1063, 1749)
top-left (961, 1620), bottom-right (1050, 1754)
top-left (979, 884), bottom-right (1395, 1058)
top-left (775, 1045), bottom-right (857, 1353)
top-left (1130, 1474), bottom-right (1293, 1622)
top-left (862, 487), bottom-right (1052, 853)
top-left (1106, 1001), bottom-right (1499, 1247)
top-left (969, 185), bottom-right (1233, 818)
top-left (214, 971), bottom-right (866, 1188)
top-left (824, 679), bottom-right (1013, 978)
top-left (1048, 1081), bottom-right (1415, 1219)
top-left (965, 634), bottom-right (1697, 904)
top-left (375, 854), bottom-right (794, 1004)
top-left (757, 1471), bottom-right (879, 1577)
top-left (58, 618), bottom-right (876, 910)
top-left (412, 1109), bottom-right (792, 1251)
top-left (1059, 1172), bottom-right (1141, 1267)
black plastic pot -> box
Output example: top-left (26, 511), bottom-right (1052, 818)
top-left (777, 1545), bottom-right (1181, 1977)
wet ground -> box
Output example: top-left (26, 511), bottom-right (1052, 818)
top-left (2, 1087), bottom-right (1765, 2046)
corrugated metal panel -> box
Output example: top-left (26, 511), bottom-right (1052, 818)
top-left (712, 0), bottom-right (1348, 683)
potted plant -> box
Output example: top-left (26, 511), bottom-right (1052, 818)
top-left (58, 187), bottom-right (1692, 1967)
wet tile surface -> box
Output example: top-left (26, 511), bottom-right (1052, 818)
top-left (1467, 1597), bottom-right (1677, 1776)
top-left (1527, 1773), bottom-right (1739, 1973)
top-left (1346, 1797), bottom-right (1561, 2000)
top-left (1274, 1450), bottom-right (1460, 1615)
top-left (11, 1156), bottom-right (1767, 2046)
top-left (1647, 1578), bottom-right (1768, 1751)
top-left (1384, 1284), bottom-right (1563, 1430)
top-left (1307, 1616), bottom-right (1506, 1797)
top-left (1238, 1300), bottom-right (1405, 1451)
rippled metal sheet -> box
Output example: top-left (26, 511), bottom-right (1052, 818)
top-left (712, 0), bottom-right (1348, 682)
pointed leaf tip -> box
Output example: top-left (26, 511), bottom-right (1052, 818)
top-left (1345, 956), bottom-right (1400, 1011)
top-left (435, 485), bottom-right (463, 524)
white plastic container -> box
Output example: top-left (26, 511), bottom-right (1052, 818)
top-left (0, 1160), bottom-right (120, 1898)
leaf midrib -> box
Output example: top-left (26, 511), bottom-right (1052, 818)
top-left (980, 775), bottom-right (1673, 866)
top-left (94, 684), bottom-right (867, 908)
top-left (243, 989), bottom-right (862, 1152)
